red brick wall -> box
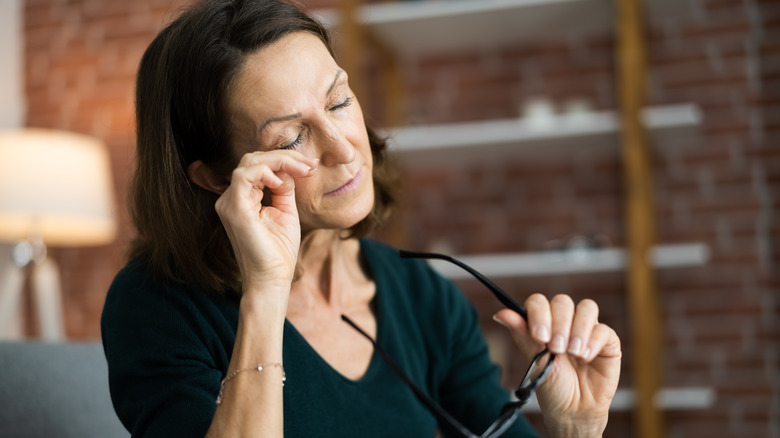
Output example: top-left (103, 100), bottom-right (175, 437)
top-left (22, 0), bottom-right (778, 436)
top-left (23, 0), bottom-right (191, 337)
top-left (382, 1), bottom-right (779, 437)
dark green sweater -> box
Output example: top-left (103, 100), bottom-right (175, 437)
top-left (101, 239), bottom-right (538, 437)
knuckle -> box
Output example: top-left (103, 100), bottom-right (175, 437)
top-left (576, 298), bottom-right (600, 317)
top-left (551, 293), bottom-right (574, 308)
top-left (238, 151), bottom-right (258, 165)
top-left (214, 201), bottom-right (227, 217)
top-left (592, 323), bottom-right (610, 338)
top-left (525, 293), bottom-right (548, 307)
top-left (231, 166), bottom-right (245, 180)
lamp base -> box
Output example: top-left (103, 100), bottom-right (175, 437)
top-left (31, 257), bottom-right (66, 340)
top-left (0, 249), bottom-right (65, 340)
top-left (0, 260), bottom-right (25, 338)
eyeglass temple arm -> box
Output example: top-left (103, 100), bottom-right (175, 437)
top-left (340, 315), bottom-right (479, 438)
top-left (399, 250), bottom-right (528, 320)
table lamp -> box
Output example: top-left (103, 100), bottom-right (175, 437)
top-left (0, 128), bottom-right (117, 340)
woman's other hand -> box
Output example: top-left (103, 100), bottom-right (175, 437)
top-left (494, 294), bottom-right (621, 437)
top-left (212, 151), bottom-right (319, 291)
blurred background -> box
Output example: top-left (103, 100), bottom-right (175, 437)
top-left (0, 0), bottom-right (777, 437)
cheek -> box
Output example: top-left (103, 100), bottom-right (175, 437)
top-left (289, 173), bottom-right (322, 220)
top-left (347, 114), bottom-right (372, 159)
top-left (291, 176), bottom-right (317, 204)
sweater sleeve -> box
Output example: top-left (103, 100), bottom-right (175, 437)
top-left (365, 238), bottom-right (539, 438)
top-left (101, 261), bottom-right (236, 438)
top-left (414, 264), bottom-right (539, 438)
top-left (437, 283), bottom-right (539, 438)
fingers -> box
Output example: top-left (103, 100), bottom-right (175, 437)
top-left (585, 322), bottom-right (621, 361)
top-left (233, 152), bottom-right (317, 201)
top-left (216, 151), bottom-right (318, 219)
top-left (549, 294), bottom-right (575, 354)
top-left (525, 293), bottom-right (552, 344)
top-left (568, 299), bottom-right (599, 358)
top-left (233, 150), bottom-right (319, 189)
top-left (495, 293), bottom-right (604, 362)
top-left (493, 308), bottom-right (538, 356)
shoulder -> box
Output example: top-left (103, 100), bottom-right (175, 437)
top-left (101, 257), bottom-right (239, 356)
top-left (104, 257), bottom-right (201, 322)
top-left (101, 258), bottom-right (232, 437)
top-left (104, 257), bottom-right (236, 313)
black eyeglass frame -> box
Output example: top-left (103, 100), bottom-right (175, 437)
top-left (341, 249), bottom-right (555, 438)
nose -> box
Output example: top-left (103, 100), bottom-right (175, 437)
top-left (317, 120), bottom-right (356, 167)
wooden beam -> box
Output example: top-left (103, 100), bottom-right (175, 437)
top-left (339, 0), bottom-right (364, 100)
top-left (615, 0), bottom-right (665, 437)
top-left (362, 30), bottom-right (405, 128)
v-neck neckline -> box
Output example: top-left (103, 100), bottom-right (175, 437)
top-left (283, 239), bottom-right (384, 384)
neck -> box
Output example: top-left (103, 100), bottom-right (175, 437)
top-left (292, 230), bottom-right (363, 308)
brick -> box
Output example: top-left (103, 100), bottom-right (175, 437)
top-left (19, 1), bottom-right (780, 436)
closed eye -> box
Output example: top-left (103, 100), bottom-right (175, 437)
top-left (280, 132), bottom-right (303, 150)
top-left (329, 96), bottom-right (353, 111)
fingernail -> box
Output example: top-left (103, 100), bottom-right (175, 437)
top-left (550, 335), bottom-right (566, 353)
top-left (568, 337), bottom-right (583, 356)
top-left (492, 314), bottom-right (509, 328)
top-left (583, 347), bottom-right (592, 361)
top-left (294, 161), bottom-right (312, 172)
top-left (533, 325), bottom-right (550, 343)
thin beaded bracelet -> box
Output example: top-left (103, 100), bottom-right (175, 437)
top-left (216, 363), bottom-right (286, 405)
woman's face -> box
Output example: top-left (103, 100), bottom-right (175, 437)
top-left (227, 32), bottom-right (375, 233)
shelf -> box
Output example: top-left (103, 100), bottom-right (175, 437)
top-left (312, 0), bottom-right (691, 57)
top-left (385, 104), bottom-right (702, 167)
top-left (426, 243), bottom-right (709, 279)
top-left (522, 387), bottom-right (717, 412)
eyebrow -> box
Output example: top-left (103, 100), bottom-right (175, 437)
top-left (258, 69), bottom-right (344, 135)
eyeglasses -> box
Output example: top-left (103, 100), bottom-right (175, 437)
top-left (341, 250), bottom-right (555, 438)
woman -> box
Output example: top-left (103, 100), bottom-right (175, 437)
top-left (101, 0), bottom-right (621, 436)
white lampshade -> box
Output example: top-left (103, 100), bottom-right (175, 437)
top-left (0, 128), bottom-right (117, 246)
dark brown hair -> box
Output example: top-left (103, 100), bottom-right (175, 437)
top-left (129, 0), bottom-right (398, 293)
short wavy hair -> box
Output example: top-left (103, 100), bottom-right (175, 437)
top-left (129, 0), bottom-right (398, 293)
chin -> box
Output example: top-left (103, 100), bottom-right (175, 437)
top-left (301, 197), bottom-right (375, 233)
top-left (336, 200), bottom-right (375, 230)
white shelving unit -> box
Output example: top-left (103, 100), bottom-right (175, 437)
top-left (426, 243), bottom-right (709, 279)
top-left (315, 1), bottom-right (708, 430)
top-left (523, 387), bottom-right (717, 412)
top-left (313, 0), bottom-right (691, 57)
top-left (385, 104), bottom-right (701, 166)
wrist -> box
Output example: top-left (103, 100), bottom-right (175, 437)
top-left (240, 286), bottom-right (289, 320)
top-left (242, 269), bottom-right (295, 293)
top-left (234, 295), bottom-right (287, 365)
top-left (544, 413), bottom-right (607, 438)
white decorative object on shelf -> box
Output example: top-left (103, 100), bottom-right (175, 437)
top-left (522, 97), bottom-right (557, 128)
top-left (386, 104), bottom-right (702, 166)
top-left (426, 243), bottom-right (709, 279)
top-left (560, 97), bottom-right (594, 125)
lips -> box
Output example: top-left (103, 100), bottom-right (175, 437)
top-left (325, 169), bottom-right (363, 197)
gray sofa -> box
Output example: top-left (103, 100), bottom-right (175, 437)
top-left (0, 341), bottom-right (129, 438)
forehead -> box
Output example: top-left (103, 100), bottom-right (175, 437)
top-left (229, 32), bottom-right (339, 112)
